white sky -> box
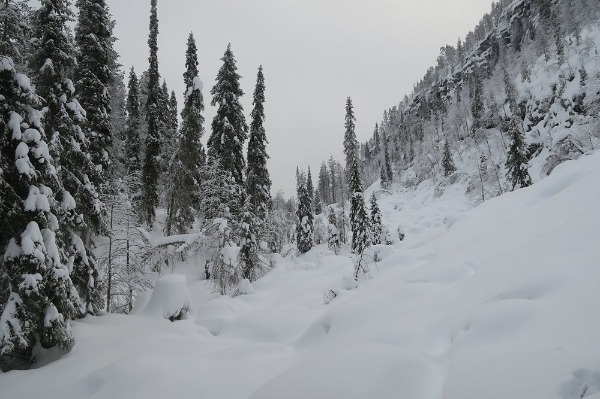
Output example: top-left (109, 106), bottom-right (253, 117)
top-left (106, 0), bottom-right (493, 196)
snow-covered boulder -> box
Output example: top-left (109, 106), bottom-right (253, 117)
top-left (142, 275), bottom-right (192, 321)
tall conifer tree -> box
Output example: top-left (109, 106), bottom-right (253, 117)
top-left (246, 65), bottom-right (271, 222)
top-left (295, 179), bottom-right (313, 254)
top-left (30, 0), bottom-right (104, 314)
top-left (125, 67), bottom-right (141, 176)
top-left (75, 0), bottom-right (114, 183)
top-left (505, 116), bottom-right (532, 190)
top-left (343, 98), bottom-right (369, 255)
top-left (165, 33), bottom-right (205, 235)
top-left (141, 0), bottom-right (161, 226)
top-left (343, 97), bottom-right (358, 182)
top-left (208, 44), bottom-right (248, 186)
top-left (0, 54), bottom-right (81, 370)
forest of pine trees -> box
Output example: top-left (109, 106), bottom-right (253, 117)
top-left (0, 0), bottom-right (284, 370)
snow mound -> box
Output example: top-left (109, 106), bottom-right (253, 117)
top-left (250, 343), bottom-right (440, 399)
top-left (142, 275), bottom-right (191, 321)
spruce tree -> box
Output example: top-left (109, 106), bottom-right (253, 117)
top-left (344, 99), bottom-right (370, 255)
top-left (343, 97), bottom-right (358, 180)
top-left (295, 178), bottom-right (313, 254)
top-left (326, 208), bottom-right (341, 255)
top-left (318, 160), bottom-right (331, 205)
top-left (246, 65), bottom-right (271, 222)
top-left (505, 116), bottom-right (532, 190)
top-left (369, 192), bottom-right (383, 245)
top-left (125, 67), bottom-right (141, 176)
top-left (141, 0), bottom-right (162, 226)
top-left (30, 0), bottom-right (104, 314)
top-left (239, 198), bottom-right (259, 281)
top-left (442, 140), bottom-right (456, 177)
top-left (208, 44), bottom-right (248, 186)
top-left (0, 0), bottom-right (30, 65)
top-left (166, 33), bottom-right (205, 235)
top-left (0, 56), bottom-right (81, 370)
top-left (306, 166), bottom-right (314, 208)
top-left (382, 131), bottom-right (393, 185)
top-left (349, 157), bottom-right (370, 255)
top-left (75, 0), bottom-right (114, 183)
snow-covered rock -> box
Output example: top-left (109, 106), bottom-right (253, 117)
top-left (142, 275), bottom-right (192, 321)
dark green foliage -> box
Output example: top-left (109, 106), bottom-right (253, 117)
top-left (141, 0), bottom-right (162, 226)
top-left (306, 166), bottom-right (314, 207)
top-left (442, 141), bottom-right (456, 177)
top-left (208, 44), bottom-right (248, 186)
top-left (369, 192), bottom-right (383, 245)
top-left (0, 0), bottom-right (31, 64)
top-left (166, 33), bottom-right (205, 235)
top-left (30, 0), bottom-right (104, 313)
top-left (246, 65), bottom-right (271, 222)
top-left (199, 156), bottom-right (241, 224)
top-left (505, 116), bottom-right (532, 190)
top-left (295, 178), bottom-right (313, 254)
top-left (239, 198), bottom-right (259, 281)
top-left (0, 58), bottom-right (81, 370)
top-left (317, 160), bottom-right (331, 205)
top-left (125, 67), bottom-right (141, 175)
top-left (75, 0), bottom-right (114, 182)
top-left (381, 131), bottom-right (393, 187)
top-left (350, 190), bottom-right (370, 255)
top-left (343, 97), bottom-right (358, 185)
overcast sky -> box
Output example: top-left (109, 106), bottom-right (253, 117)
top-left (106, 0), bottom-right (493, 197)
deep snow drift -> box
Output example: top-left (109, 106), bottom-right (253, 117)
top-left (1, 152), bottom-right (599, 398)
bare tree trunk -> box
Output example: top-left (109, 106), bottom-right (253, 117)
top-left (106, 203), bottom-right (114, 313)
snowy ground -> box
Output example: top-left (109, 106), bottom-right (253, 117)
top-left (2, 152), bottom-right (600, 399)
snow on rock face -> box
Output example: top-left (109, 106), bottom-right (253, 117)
top-left (142, 274), bottom-right (192, 322)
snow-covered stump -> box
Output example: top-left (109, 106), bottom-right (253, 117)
top-left (142, 275), bottom-right (192, 322)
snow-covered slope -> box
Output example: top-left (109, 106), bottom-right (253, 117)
top-left (1, 152), bottom-right (599, 398)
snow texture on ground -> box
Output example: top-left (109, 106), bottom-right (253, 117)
top-left (1, 152), bottom-right (599, 399)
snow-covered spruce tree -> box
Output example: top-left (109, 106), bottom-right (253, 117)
top-left (295, 178), bottom-right (313, 254)
top-left (239, 198), bottom-right (259, 281)
top-left (0, 57), bottom-right (81, 371)
top-left (442, 140), bottom-right (456, 177)
top-left (349, 156), bottom-right (370, 256)
top-left (165, 33), bottom-right (205, 235)
top-left (246, 65), bottom-right (271, 222)
top-left (0, 0), bottom-right (31, 66)
top-left (30, 0), bottom-right (104, 315)
top-left (369, 192), bottom-right (383, 245)
top-left (318, 160), bottom-right (331, 205)
top-left (343, 97), bottom-right (359, 181)
top-left (125, 67), bottom-right (142, 176)
top-left (199, 156), bottom-right (241, 226)
top-left (306, 166), bottom-right (314, 209)
top-left (208, 43), bottom-right (248, 187)
top-left (382, 130), bottom-right (393, 186)
top-left (326, 208), bottom-right (341, 255)
top-left (344, 98), bottom-right (370, 255)
top-left (505, 116), bottom-right (532, 190)
top-left (141, 0), bottom-right (162, 226)
top-left (157, 80), bottom-right (177, 174)
top-left (75, 0), bottom-right (114, 185)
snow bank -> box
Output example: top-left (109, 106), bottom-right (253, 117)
top-left (142, 275), bottom-right (191, 321)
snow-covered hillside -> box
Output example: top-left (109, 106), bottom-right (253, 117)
top-left (1, 149), bottom-right (598, 398)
